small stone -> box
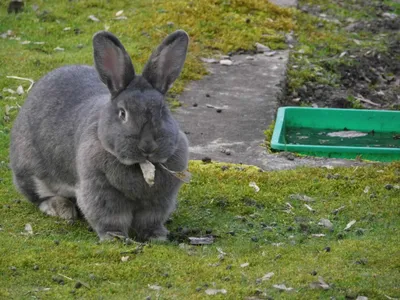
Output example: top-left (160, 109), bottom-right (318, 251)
top-left (246, 56), bottom-right (254, 60)
top-left (75, 281), bottom-right (82, 289)
top-left (251, 236), bottom-right (258, 242)
top-left (33, 265), bottom-right (39, 271)
top-left (205, 229), bottom-right (212, 234)
top-left (228, 231), bottom-right (235, 236)
top-left (255, 42), bottom-right (270, 53)
top-left (216, 108), bottom-right (222, 113)
top-left (205, 94), bottom-right (210, 98)
top-left (193, 103), bottom-right (198, 107)
top-left (311, 270), bottom-right (317, 276)
top-left (220, 59), bottom-right (233, 66)
top-left (324, 246), bottom-right (331, 252)
top-left (201, 157), bottom-right (212, 163)
top-left (385, 184), bottom-right (393, 190)
top-left (77, 44), bottom-right (84, 49)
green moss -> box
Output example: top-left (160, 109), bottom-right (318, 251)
top-left (1, 161), bottom-right (400, 298)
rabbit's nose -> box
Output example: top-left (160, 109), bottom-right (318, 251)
top-left (138, 141), bottom-right (158, 156)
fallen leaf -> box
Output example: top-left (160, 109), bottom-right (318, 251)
top-left (114, 16), bottom-right (127, 20)
top-left (140, 161), bottom-right (155, 187)
top-left (88, 15), bottom-right (100, 22)
top-left (311, 234), bottom-right (326, 237)
top-left (25, 223), bottom-right (33, 235)
top-left (220, 59), bottom-right (233, 66)
top-left (148, 284), bottom-right (162, 291)
top-left (188, 236), bottom-right (214, 245)
top-left (121, 256), bottom-right (129, 262)
top-left (63, 27), bottom-right (71, 31)
top-left (54, 47), bottom-right (64, 52)
top-left (318, 218), bottom-right (333, 229)
top-left (115, 10), bottom-right (124, 16)
top-left (273, 284), bottom-right (293, 291)
top-left (16, 85), bottom-right (24, 95)
top-left (240, 262), bottom-right (249, 268)
top-left (255, 42), bottom-right (271, 52)
top-left (205, 289), bottom-right (227, 295)
top-left (304, 204), bottom-right (315, 212)
top-left (310, 276), bottom-right (330, 290)
top-left (289, 194), bottom-right (315, 202)
top-left (260, 272), bottom-right (274, 281)
top-left (200, 57), bottom-right (218, 64)
top-left (344, 220), bottom-right (356, 231)
top-left (249, 182), bottom-right (260, 193)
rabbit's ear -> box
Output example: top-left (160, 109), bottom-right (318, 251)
top-left (93, 31), bottom-right (135, 97)
top-left (142, 30), bottom-right (189, 95)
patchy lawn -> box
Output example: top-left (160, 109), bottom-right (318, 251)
top-left (0, 1), bottom-right (399, 299)
top-left (1, 162), bottom-right (399, 298)
top-left (283, 0), bottom-right (400, 110)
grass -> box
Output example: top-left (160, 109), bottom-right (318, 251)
top-left (1, 1), bottom-right (400, 299)
top-left (286, 0), bottom-right (400, 105)
top-left (1, 162), bottom-right (400, 299)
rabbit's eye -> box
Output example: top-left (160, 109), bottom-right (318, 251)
top-left (118, 108), bottom-right (127, 121)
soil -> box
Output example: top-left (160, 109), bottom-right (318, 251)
top-left (283, 1), bottom-right (400, 110)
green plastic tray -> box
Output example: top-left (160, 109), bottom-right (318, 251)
top-left (271, 107), bottom-right (400, 162)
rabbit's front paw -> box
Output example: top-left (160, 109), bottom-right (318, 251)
top-left (39, 196), bottom-right (77, 220)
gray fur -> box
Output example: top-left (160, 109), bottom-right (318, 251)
top-left (10, 30), bottom-right (190, 241)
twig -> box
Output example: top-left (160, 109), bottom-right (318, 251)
top-left (6, 76), bottom-right (35, 92)
top-left (57, 273), bottom-right (73, 281)
top-left (355, 94), bottom-right (381, 107)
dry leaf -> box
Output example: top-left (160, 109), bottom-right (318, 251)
top-left (344, 220), bottom-right (356, 231)
top-left (310, 276), bottom-right (330, 290)
top-left (16, 85), bottom-right (24, 95)
top-left (249, 182), bottom-right (260, 193)
top-left (304, 204), bottom-right (315, 212)
top-left (88, 15), bottom-right (100, 22)
top-left (240, 262), bottom-right (249, 268)
top-left (148, 284), bottom-right (162, 291)
top-left (140, 161), bottom-right (155, 187)
top-left (318, 218), bottom-right (333, 229)
top-left (200, 57), bottom-right (218, 64)
top-left (121, 256), bottom-right (129, 262)
top-left (205, 289), bottom-right (227, 295)
top-left (188, 236), bottom-right (214, 245)
top-left (273, 284), bottom-right (293, 291)
top-left (289, 194), bottom-right (315, 202)
top-left (25, 223), bottom-right (33, 235)
top-left (260, 272), bottom-right (274, 281)
top-left (54, 47), bottom-right (64, 52)
top-left (115, 10), bottom-right (124, 16)
top-left (220, 59), bottom-right (233, 66)
top-left (311, 234), bottom-right (326, 237)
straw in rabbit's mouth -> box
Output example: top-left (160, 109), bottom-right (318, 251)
top-left (139, 161), bottom-right (191, 187)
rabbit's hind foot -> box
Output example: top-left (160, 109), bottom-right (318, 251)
top-left (39, 196), bottom-right (78, 220)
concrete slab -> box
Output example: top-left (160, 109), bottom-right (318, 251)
top-left (173, 0), bottom-right (364, 170)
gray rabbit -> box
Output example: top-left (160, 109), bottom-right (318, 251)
top-left (10, 30), bottom-right (190, 241)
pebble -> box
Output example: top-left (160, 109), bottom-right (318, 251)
top-left (216, 108), bottom-right (222, 113)
top-left (75, 281), bottom-right (82, 289)
top-left (201, 157), bottom-right (212, 163)
top-left (220, 59), bottom-right (233, 66)
top-left (33, 265), bottom-right (39, 271)
top-left (251, 236), bottom-right (258, 242)
top-left (385, 184), bottom-right (393, 190)
top-left (323, 246), bottom-right (331, 252)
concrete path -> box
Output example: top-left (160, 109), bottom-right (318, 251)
top-left (174, 0), bottom-right (363, 170)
